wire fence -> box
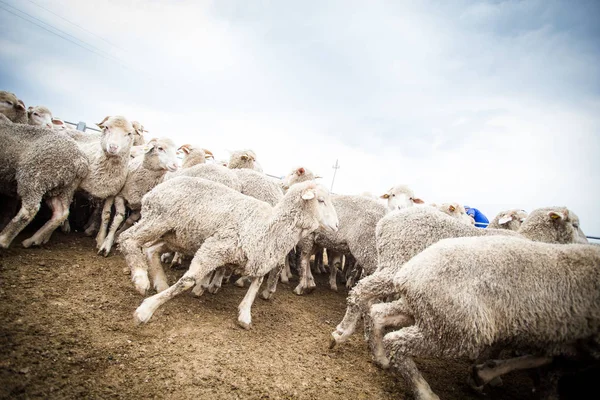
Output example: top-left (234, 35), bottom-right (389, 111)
top-left (64, 120), bottom-right (599, 242)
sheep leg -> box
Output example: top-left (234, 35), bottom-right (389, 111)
top-left (367, 299), bottom-right (415, 369)
top-left (293, 241), bottom-right (316, 295)
top-left (22, 195), bottom-right (69, 248)
top-left (330, 269), bottom-right (396, 348)
top-left (145, 241), bottom-right (171, 293)
top-left (0, 192), bottom-right (41, 249)
top-left (61, 219), bottom-right (71, 234)
top-left (346, 264), bottom-right (362, 289)
top-left (315, 246), bottom-right (326, 273)
top-left (261, 259), bottom-right (286, 300)
top-left (282, 250), bottom-right (294, 282)
top-left (95, 197), bottom-right (114, 247)
top-left (191, 270), bottom-right (215, 297)
top-left (327, 250), bottom-right (342, 291)
top-left (470, 355), bottom-right (552, 390)
top-left (170, 252), bottom-right (184, 269)
top-left (116, 210), bottom-right (141, 236)
top-left (383, 326), bottom-right (440, 400)
top-left (208, 267), bottom-right (226, 294)
top-left (98, 196), bottom-right (127, 255)
top-left (237, 275), bottom-right (265, 329)
top-left (134, 239), bottom-right (229, 324)
top-left (118, 219), bottom-right (170, 296)
top-left (84, 205), bottom-right (102, 236)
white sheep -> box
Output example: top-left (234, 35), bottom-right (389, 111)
top-left (0, 122), bottom-right (89, 248)
top-left (96, 137), bottom-right (179, 255)
top-left (0, 91), bottom-right (27, 124)
top-left (330, 206), bottom-right (585, 351)
top-left (228, 149), bottom-right (260, 171)
top-left (117, 178), bottom-right (338, 328)
top-left (294, 184), bottom-right (423, 295)
top-left (380, 185), bottom-right (424, 211)
top-left (487, 208), bottom-right (529, 230)
top-left (26, 105), bottom-right (54, 128)
top-left (378, 235), bottom-right (600, 400)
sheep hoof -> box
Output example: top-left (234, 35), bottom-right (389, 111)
top-left (489, 377), bottom-right (503, 387)
top-left (21, 237), bottom-right (38, 248)
top-left (328, 335), bottom-right (338, 349)
top-left (61, 221), bottom-right (71, 234)
top-left (330, 285), bottom-right (338, 292)
top-left (132, 272), bottom-right (150, 296)
top-left (293, 285), bottom-right (305, 295)
top-left (208, 285), bottom-right (220, 294)
top-left (260, 290), bottom-right (272, 300)
top-left (237, 320), bottom-right (252, 330)
top-left (133, 308), bottom-right (152, 325)
top-left (191, 284), bottom-right (205, 297)
top-left (84, 228), bottom-right (95, 237)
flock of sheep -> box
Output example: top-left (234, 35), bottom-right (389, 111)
top-left (1, 89), bottom-right (598, 399)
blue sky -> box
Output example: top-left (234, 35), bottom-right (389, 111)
top-left (1, 0), bottom-right (599, 235)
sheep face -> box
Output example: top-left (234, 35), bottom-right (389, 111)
top-left (381, 185), bottom-right (424, 211)
top-left (27, 106), bottom-right (53, 128)
top-left (144, 138), bottom-right (179, 172)
top-left (496, 209), bottom-right (529, 230)
top-left (296, 183), bottom-right (339, 233)
top-left (97, 116), bottom-right (135, 157)
top-left (0, 91), bottom-right (26, 122)
top-left (229, 149), bottom-right (257, 169)
top-left (433, 203), bottom-right (473, 226)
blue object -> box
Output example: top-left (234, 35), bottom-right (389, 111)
top-left (464, 206), bottom-right (489, 228)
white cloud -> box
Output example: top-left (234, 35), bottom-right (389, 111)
top-left (1, 0), bottom-right (599, 235)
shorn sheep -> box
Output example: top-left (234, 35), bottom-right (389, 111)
top-left (0, 122), bottom-right (88, 248)
top-left (118, 178), bottom-right (338, 328)
top-left (96, 137), bottom-right (179, 256)
top-left (330, 206), bottom-right (586, 351)
top-left (487, 208), bottom-right (529, 230)
top-left (379, 236), bottom-right (600, 400)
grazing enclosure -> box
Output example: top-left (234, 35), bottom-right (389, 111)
top-left (1, 231), bottom-right (569, 400)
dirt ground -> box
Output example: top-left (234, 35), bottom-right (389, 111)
top-left (0, 231), bottom-right (587, 399)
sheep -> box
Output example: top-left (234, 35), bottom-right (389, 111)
top-left (74, 116), bottom-right (135, 198)
top-left (228, 149), bottom-right (260, 171)
top-left (293, 184), bottom-right (423, 295)
top-left (26, 106), bottom-right (54, 128)
top-left (329, 206), bottom-right (584, 350)
top-left (0, 91), bottom-right (27, 124)
top-left (177, 144), bottom-right (214, 168)
top-left (281, 167), bottom-right (320, 191)
top-left (0, 123), bottom-right (88, 248)
top-left (117, 178), bottom-right (339, 328)
top-left (430, 202), bottom-right (474, 226)
top-left (378, 236), bottom-right (600, 400)
top-left (293, 194), bottom-right (388, 295)
top-left (130, 121), bottom-right (147, 146)
top-left (487, 208), bottom-right (529, 231)
top-left (380, 185), bottom-right (424, 211)
top-left (96, 138), bottom-right (179, 256)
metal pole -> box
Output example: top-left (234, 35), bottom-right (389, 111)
top-left (76, 121), bottom-right (86, 131)
top-left (330, 159), bottom-right (339, 192)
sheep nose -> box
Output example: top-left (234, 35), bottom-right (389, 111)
top-left (109, 144), bottom-right (119, 153)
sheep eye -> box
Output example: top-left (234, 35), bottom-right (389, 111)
top-left (158, 147), bottom-right (164, 151)
top-left (5, 101), bottom-right (13, 106)
top-left (573, 224), bottom-right (579, 229)
top-left (33, 112), bottom-right (39, 117)
top-left (318, 199), bottom-right (325, 204)
top-left (392, 194), bottom-right (396, 197)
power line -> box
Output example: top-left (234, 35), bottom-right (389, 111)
top-left (0, 1), bottom-right (132, 71)
top-left (23, 0), bottom-right (126, 52)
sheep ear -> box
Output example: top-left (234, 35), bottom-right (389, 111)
top-left (51, 118), bottom-right (64, 126)
top-left (301, 189), bottom-right (315, 200)
top-left (241, 155), bottom-right (249, 161)
top-left (548, 211), bottom-right (563, 220)
top-left (448, 205), bottom-right (456, 212)
top-left (17, 100), bottom-right (26, 111)
top-left (381, 193), bottom-right (390, 199)
top-left (498, 215), bottom-right (512, 224)
top-left (297, 167), bottom-right (305, 175)
top-left (202, 149), bottom-right (214, 159)
top-left (97, 116), bottom-right (110, 128)
top-left (413, 198), bottom-right (424, 204)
